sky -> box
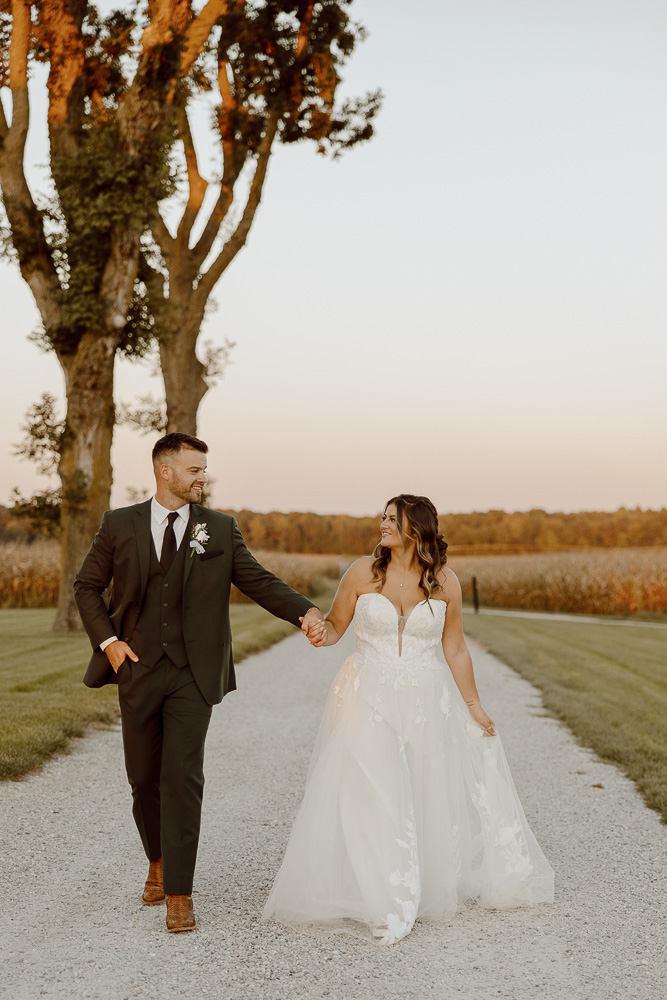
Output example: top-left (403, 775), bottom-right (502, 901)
top-left (1, 0), bottom-right (666, 517)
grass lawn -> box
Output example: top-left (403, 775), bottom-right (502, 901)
top-left (0, 581), bottom-right (336, 782)
top-left (463, 612), bottom-right (667, 823)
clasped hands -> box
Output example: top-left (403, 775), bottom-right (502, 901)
top-left (300, 608), bottom-right (327, 647)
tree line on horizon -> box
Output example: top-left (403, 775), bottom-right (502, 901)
top-left (216, 505), bottom-right (667, 554)
top-left (4, 503), bottom-right (665, 553)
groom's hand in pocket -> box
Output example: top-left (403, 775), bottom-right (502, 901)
top-left (105, 640), bottom-right (139, 673)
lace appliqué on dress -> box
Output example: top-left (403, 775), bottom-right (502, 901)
top-left (375, 806), bottom-right (421, 946)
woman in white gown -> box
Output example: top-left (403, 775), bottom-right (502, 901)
top-left (262, 495), bottom-right (554, 944)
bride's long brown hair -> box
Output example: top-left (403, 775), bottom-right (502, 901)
top-left (371, 494), bottom-right (448, 600)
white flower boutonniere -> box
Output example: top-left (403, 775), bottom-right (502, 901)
top-left (189, 522), bottom-right (210, 557)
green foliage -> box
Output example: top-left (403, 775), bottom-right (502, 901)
top-left (122, 247), bottom-right (172, 359)
top-left (117, 392), bottom-right (167, 435)
top-left (9, 488), bottom-right (61, 538)
top-left (0, 6), bottom-right (11, 90)
top-left (201, 336), bottom-right (235, 386)
top-left (45, 116), bottom-right (177, 355)
top-left (10, 392), bottom-right (64, 533)
top-left (216, 1), bottom-right (381, 156)
top-left (13, 392), bottom-right (64, 475)
top-left (81, 7), bottom-right (135, 106)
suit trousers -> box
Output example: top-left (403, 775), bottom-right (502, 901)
top-left (117, 655), bottom-right (212, 895)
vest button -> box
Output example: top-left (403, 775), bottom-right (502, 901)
top-left (163, 583), bottom-right (169, 588)
top-left (162, 622), bottom-right (168, 627)
top-left (163, 602), bottom-right (168, 607)
top-left (162, 641), bottom-right (168, 646)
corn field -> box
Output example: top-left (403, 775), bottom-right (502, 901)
top-left (0, 541), bottom-right (60, 608)
top-left (229, 551), bottom-right (345, 603)
top-left (448, 548), bottom-right (667, 616)
top-left (0, 541), bottom-right (344, 609)
top-left (4, 540), bottom-right (666, 616)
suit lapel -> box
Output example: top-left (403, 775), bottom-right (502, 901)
top-left (183, 504), bottom-right (198, 588)
top-left (133, 499), bottom-right (153, 598)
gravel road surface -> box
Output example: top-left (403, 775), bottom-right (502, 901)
top-left (2, 630), bottom-right (665, 1000)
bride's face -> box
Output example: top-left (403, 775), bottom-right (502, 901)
top-left (380, 504), bottom-right (402, 547)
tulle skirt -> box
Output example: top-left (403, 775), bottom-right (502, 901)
top-left (262, 649), bottom-right (554, 944)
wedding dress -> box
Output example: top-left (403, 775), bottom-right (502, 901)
top-left (262, 593), bottom-right (554, 944)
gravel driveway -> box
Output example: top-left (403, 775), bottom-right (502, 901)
top-left (2, 631), bottom-right (665, 1000)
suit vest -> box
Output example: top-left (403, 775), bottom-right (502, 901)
top-left (132, 533), bottom-right (189, 668)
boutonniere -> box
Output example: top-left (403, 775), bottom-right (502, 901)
top-left (189, 522), bottom-right (210, 557)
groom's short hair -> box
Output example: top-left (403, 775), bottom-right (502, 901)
top-left (152, 432), bottom-right (208, 465)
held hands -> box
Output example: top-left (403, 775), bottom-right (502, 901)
top-left (104, 640), bottom-right (139, 674)
top-left (467, 702), bottom-right (496, 737)
top-left (299, 608), bottom-right (327, 648)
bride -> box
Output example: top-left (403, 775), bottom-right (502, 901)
top-left (262, 495), bottom-right (554, 944)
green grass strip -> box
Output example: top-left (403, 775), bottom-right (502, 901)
top-left (0, 582), bottom-right (336, 782)
top-left (463, 612), bottom-right (667, 823)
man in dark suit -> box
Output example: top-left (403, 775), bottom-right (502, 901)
top-left (74, 432), bottom-right (324, 933)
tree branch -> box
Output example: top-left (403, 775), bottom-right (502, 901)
top-left (0, 1), bottom-right (59, 328)
top-left (8, 0), bottom-right (29, 139)
top-left (99, 227), bottom-right (141, 330)
top-left (9, 0), bottom-right (29, 89)
top-left (195, 110), bottom-right (278, 304)
top-left (40, 0), bottom-right (86, 127)
top-left (124, 0), bottom-right (190, 131)
top-left (179, 0), bottom-right (229, 78)
top-left (173, 101), bottom-right (208, 257)
top-left (0, 94), bottom-right (8, 141)
top-left (151, 211), bottom-right (175, 265)
top-left (295, 2), bottom-right (314, 59)
top-left (139, 0), bottom-right (190, 54)
top-left (187, 57), bottom-right (244, 268)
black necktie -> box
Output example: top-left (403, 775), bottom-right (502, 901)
top-left (161, 512), bottom-right (179, 572)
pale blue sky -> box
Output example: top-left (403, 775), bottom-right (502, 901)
top-left (1, 0), bottom-right (665, 516)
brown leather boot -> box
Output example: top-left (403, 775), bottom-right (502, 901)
top-left (142, 858), bottom-right (165, 905)
top-left (165, 894), bottom-right (196, 933)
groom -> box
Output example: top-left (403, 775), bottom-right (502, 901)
top-left (74, 432), bottom-right (324, 932)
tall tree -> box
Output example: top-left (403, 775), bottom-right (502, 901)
top-left (148, 1), bottom-right (380, 433)
top-left (0, 1), bottom-right (378, 631)
top-left (0, 0), bottom-right (186, 629)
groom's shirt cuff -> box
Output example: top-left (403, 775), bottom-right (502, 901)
top-left (100, 636), bottom-right (118, 651)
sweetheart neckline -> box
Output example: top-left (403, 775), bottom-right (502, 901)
top-left (357, 591), bottom-right (447, 626)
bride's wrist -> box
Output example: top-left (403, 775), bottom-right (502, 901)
top-left (465, 699), bottom-right (479, 708)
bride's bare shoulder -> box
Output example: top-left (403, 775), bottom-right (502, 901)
top-left (436, 565), bottom-right (461, 598)
top-left (345, 555), bottom-right (374, 578)
top-left (339, 555), bottom-right (375, 590)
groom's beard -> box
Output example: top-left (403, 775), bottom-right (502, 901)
top-left (170, 478), bottom-right (205, 504)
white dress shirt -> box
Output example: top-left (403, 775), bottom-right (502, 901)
top-left (151, 497), bottom-right (190, 559)
top-left (100, 498), bottom-right (190, 650)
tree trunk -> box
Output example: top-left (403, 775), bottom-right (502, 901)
top-left (160, 317), bottom-right (208, 436)
top-left (53, 333), bottom-right (118, 632)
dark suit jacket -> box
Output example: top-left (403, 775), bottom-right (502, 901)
top-left (74, 501), bottom-right (315, 705)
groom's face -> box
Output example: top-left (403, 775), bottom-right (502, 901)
top-left (162, 447), bottom-right (208, 504)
